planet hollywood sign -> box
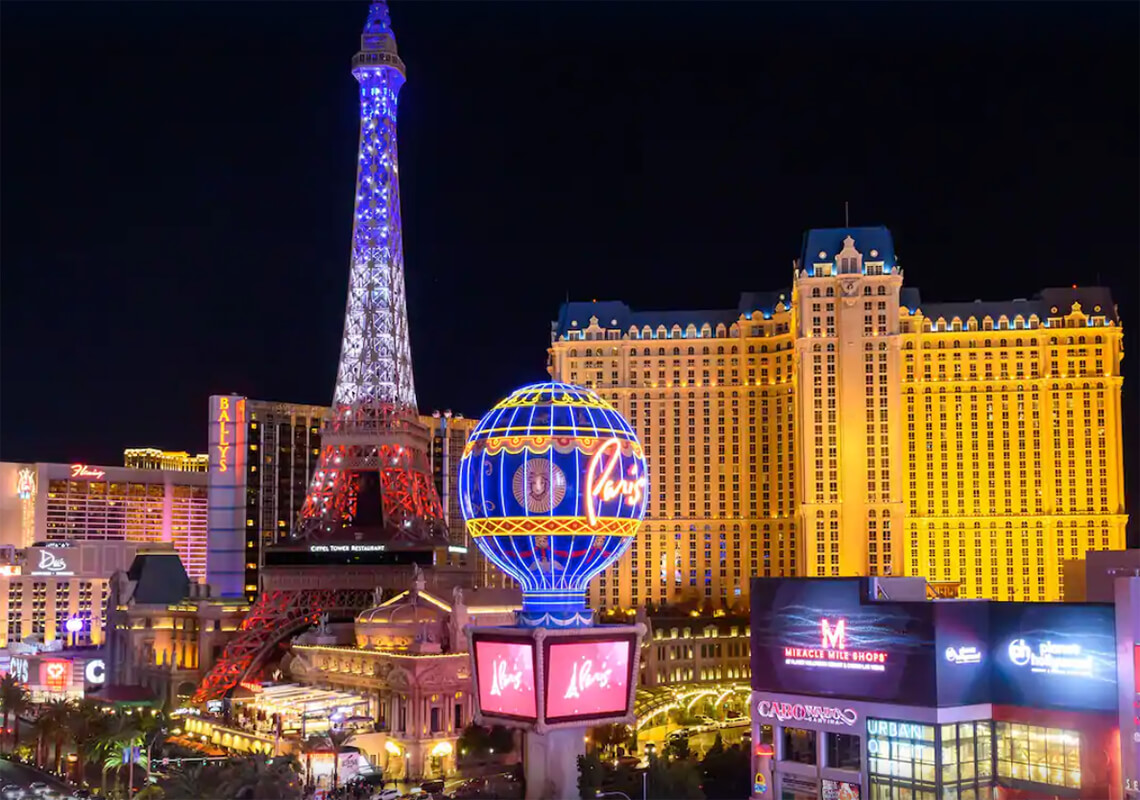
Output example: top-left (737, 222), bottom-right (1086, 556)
top-left (756, 700), bottom-right (859, 727)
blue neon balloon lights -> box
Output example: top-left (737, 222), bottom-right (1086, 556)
top-left (458, 382), bottom-right (649, 626)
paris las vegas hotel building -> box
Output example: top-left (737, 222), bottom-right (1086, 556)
top-left (548, 226), bottom-right (1126, 608)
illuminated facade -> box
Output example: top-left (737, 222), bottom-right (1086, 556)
top-left (123, 449), bottom-right (208, 472)
top-left (0, 540), bottom-right (157, 648)
top-left (548, 226), bottom-right (1126, 605)
top-left (203, 398), bottom-right (475, 600)
top-left (0, 462), bottom-right (208, 582)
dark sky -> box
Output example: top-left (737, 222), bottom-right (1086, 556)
top-left (2, 2), bottom-right (1137, 507)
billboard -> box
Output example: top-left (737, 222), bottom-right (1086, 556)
top-left (990, 602), bottom-right (1117, 712)
top-left (750, 579), bottom-right (937, 705)
top-left (933, 601), bottom-right (990, 707)
top-left (472, 637), bottom-right (537, 722)
top-left (41, 659), bottom-right (71, 694)
top-left (544, 637), bottom-right (634, 724)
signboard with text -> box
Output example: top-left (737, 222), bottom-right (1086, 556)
top-left (472, 636), bottom-right (538, 723)
top-left (750, 579), bottom-right (937, 705)
top-left (544, 636), bottom-right (635, 724)
top-left (990, 602), bottom-right (1116, 712)
top-left (469, 624), bottom-right (643, 730)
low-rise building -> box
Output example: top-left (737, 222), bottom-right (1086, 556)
top-left (106, 551), bottom-right (249, 707)
top-left (283, 576), bottom-right (519, 780)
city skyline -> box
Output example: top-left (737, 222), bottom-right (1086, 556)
top-left (2, 2), bottom-right (1136, 508)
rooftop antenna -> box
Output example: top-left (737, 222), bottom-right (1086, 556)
top-left (844, 201), bottom-right (850, 228)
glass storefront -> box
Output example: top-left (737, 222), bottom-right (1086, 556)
top-left (783, 726), bottom-right (817, 764)
top-left (939, 721), bottom-right (993, 800)
top-left (995, 722), bottom-right (1081, 790)
top-left (867, 719), bottom-right (938, 800)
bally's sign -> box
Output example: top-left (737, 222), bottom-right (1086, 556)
top-left (756, 700), bottom-right (858, 727)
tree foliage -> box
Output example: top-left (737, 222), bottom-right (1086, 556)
top-left (699, 737), bottom-right (750, 800)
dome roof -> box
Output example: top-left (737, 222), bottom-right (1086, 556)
top-left (357, 599), bottom-right (442, 626)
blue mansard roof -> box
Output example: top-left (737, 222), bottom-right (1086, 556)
top-left (904, 286), bottom-right (1119, 326)
top-left (800, 226), bottom-right (897, 277)
top-left (554, 291), bottom-right (791, 339)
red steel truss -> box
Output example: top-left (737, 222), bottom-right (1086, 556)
top-left (292, 403), bottom-right (448, 545)
top-left (193, 587), bottom-right (374, 703)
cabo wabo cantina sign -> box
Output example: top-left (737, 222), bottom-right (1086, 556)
top-left (756, 700), bottom-right (858, 727)
top-left (784, 618), bottom-right (888, 672)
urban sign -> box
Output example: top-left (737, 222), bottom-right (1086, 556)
top-left (755, 700), bottom-right (858, 727)
top-left (9, 657), bottom-right (29, 684)
top-left (31, 549), bottom-right (72, 576)
top-left (1007, 638), bottom-right (1093, 678)
top-left (84, 659), bottom-right (106, 685)
top-left (944, 645), bottom-right (983, 665)
top-left (473, 639), bottom-right (537, 722)
top-left (41, 659), bottom-right (70, 694)
top-left (544, 639), bottom-right (632, 722)
top-left (69, 464), bottom-right (105, 480)
top-left (308, 544), bottom-right (386, 553)
top-left (215, 397), bottom-right (245, 474)
top-left (584, 438), bottom-right (647, 527)
top-left (783, 618), bottom-right (888, 673)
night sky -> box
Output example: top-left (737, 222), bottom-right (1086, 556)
top-left (2, 2), bottom-right (1137, 510)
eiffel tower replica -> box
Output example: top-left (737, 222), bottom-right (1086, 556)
top-left (196, 2), bottom-right (461, 703)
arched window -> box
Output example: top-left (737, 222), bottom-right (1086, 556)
top-left (826, 287), bottom-right (835, 297)
top-left (863, 286), bottom-right (872, 296)
top-left (877, 286), bottom-right (886, 295)
top-left (812, 288), bottom-right (821, 297)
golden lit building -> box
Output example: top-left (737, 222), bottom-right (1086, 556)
top-left (124, 448), bottom-right (208, 472)
top-left (548, 226), bottom-right (1126, 606)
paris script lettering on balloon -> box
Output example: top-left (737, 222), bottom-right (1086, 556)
top-left (564, 659), bottom-right (612, 699)
top-left (490, 656), bottom-right (523, 697)
top-left (585, 438), bottom-right (646, 526)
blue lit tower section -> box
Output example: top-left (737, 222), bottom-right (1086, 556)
top-left (292, 2), bottom-right (446, 545)
top-left (337, 1), bottom-right (413, 411)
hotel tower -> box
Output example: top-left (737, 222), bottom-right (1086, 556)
top-left (548, 226), bottom-right (1126, 608)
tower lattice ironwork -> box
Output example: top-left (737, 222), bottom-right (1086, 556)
top-left (194, 2), bottom-right (446, 704)
top-left (294, 0), bottom-right (446, 546)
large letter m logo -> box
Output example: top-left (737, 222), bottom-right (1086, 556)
top-left (820, 618), bottom-right (846, 650)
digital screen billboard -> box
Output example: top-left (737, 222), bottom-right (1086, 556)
top-left (990, 602), bottom-right (1117, 712)
top-left (544, 637), bottom-right (634, 723)
top-left (750, 579), bottom-right (937, 705)
top-left (934, 601), bottom-right (990, 707)
top-left (472, 637), bottom-right (537, 722)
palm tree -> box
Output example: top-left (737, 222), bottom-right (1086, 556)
top-left (101, 731), bottom-right (146, 798)
top-left (0, 674), bottom-right (29, 752)
top-left (215, 755), bottom-right (302, 800)
top-left (66, 699), bottom-right (108, 784)
top-left (161, 763), bottom-right (216, 800)
top-left (31, 709), bottom-right (58, 770)
top-left (38, 699), bottom-right (72, 773)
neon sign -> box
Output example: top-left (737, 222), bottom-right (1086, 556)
top-left (490, 658), bottom-right (524, 697)
top-left (1007, 638), bottom-right (1093, 678)
top-left (32, 550), bottom-right (72, 576)
top-left (16, 469), bottom-right (35, 500)
top-left (69, 464), bottom-right (105, 480)
top-left (584, 438), bottom-right (646, 527)
top-left (782, 617), bottom-right (888, 672)
top-left (42, 660), bottom-right (70, 694)
top-left (217, 398), bottom-right (232, 472)
top-left (755, 700), bottom-right (858, 727)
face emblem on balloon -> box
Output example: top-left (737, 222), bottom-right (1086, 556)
top-left (512, 460), bottom-right (567, 513)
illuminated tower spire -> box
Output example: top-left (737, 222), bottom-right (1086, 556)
top-left (295, 1), bottom-right (447, 545)
top-left (337, 0), bottom-right (414, 409)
